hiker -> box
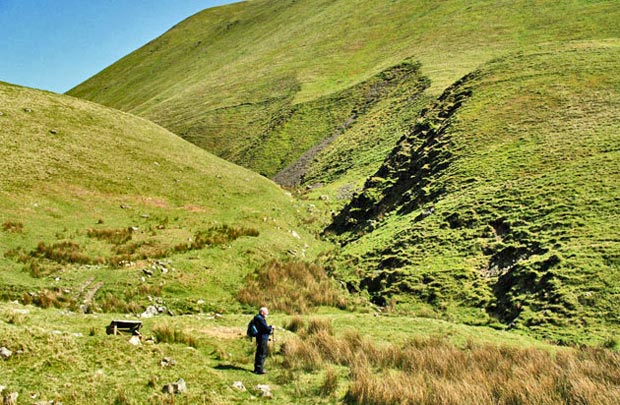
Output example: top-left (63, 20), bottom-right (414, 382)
top-left (253, 306), bottom-right (273, 374)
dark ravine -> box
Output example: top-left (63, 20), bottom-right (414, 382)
top-left (272, 59), bottom-right (430, 186)
top-left (327, 71), bottom-right (479, 237)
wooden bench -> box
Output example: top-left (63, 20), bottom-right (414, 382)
top-left (106, 320), bottom-right (143, 335)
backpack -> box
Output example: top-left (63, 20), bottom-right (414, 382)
top-left (247, 318), bottom-right (258, 339)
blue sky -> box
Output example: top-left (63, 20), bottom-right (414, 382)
top-left (0, 0), bottom-right (239, 93)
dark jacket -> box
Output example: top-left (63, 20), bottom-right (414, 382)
top-left (253, 314), bottom-right (272, 340)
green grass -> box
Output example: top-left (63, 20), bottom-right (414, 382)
top-left (327, 42), bottom-right (620, 343)
top-left (68, 0), bottom-right (620, 185)
top-left (3, 1), bottom-right (620, 401)
top-left (0, 81), bottom-right (330, 315)
top-left (1, 301), bottom-right (584, 404)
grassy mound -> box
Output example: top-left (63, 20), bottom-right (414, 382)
top-left (327, 42), bottom-right (620, 343)
top-left (0, 81), bottom-right (328, 314)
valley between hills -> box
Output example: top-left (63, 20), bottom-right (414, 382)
top-left (1, 0), bottom-right (620, 403)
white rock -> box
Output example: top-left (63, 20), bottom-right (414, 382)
top-left (128, 335), bottom-right (141, 346)
top-left (140, 305), bottom-right (159, 318)
top-left (231, 381), bottom-right (246, 391)
top-left (162, 378), bottom-right (187, 394)
top-left (3, 392), bottom-right (18, 405)
top-left (255, 384), bottom-right (272, 398)
top-left (0, 347), bottom-right (13, 360)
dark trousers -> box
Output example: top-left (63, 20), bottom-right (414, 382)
top-left (254, 336), bottom-right (268, 372)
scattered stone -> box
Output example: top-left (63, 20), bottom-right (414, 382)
top-left (160, 357), bottom-right (177, 367)
top-left (255, 384), bottom-right (272, 398)
top-left (162, 378), bottom-right (186, 395)
top-left (319, 194), bottom-right (329, 201)
top-left (23, 108), bottom-right (32, 113)
top-left (128, 335), bottom-right (141, 346)
top-left (0, 111), bottom-right (4, 116)
top-left (154, 161), bottom-right (160, 166)
top-left (140, 214), bottom-right (150, 218)
top-left (120, 204), bottom-right (131, 210)
top-left (3, 392), bottom-right (18, 405)
top-left (290, 230), bottom-right (301, 239)
top-left (231, 381), bottom-right (246, 392)
top-left (143, 269), bottom-right (153, 277)
top-left (49, 129), bottom-right (58, 135)
top-left (143, 336), bottom-right (156, 345)
top-left (140, 306), bottom-right (159, 318)
top-left (0, 347), bottom-right (13, 360)
top-left (130, 226), bottom-right (139, 232)
top-left (196, 299), bottom-right (205, 305)
top-left (214, 313), bottom-right (223, 319)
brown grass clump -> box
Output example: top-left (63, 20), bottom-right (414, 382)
top-left (97, 293), bottom-right (141, 314)
top-left (30, 241), bottom-right (95, 265)
top-left (282, 331), bottom-right (620, 404)
top-left (172, 225), bottom-right (259, 253)
top-left (87, 227), bottom-right (133, 245)
top-left (319, 367), bottom-right (339, 397)
top-left (152, 322), bottom-right (198, 348)
top-left (2, 221), bottom-right (24, 233)
top-left (20, 289), bottom-right (75, 309)
top-left (237, 261), bottom-right (347, 314)
top-left (285, 316), bottom-right (306, 333)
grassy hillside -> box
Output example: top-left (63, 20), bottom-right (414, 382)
top-left (327, 42), bottom-right (620, 343)
top-left (68, 0), bottom-right (620, 185)
top-left (0, 81), bottom-right (329, 315)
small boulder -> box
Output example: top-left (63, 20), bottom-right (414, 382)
top-left (3, 391), bottom-right (18, 405)
top-left (160, 357), bottom-right (177, 367)
top-left (128, 335), bottom-right (141, 346)
top-left (0, 347), bottom-right (12, 360)
top-left (255, 384), bottom-right (272, 398)
top-left (140, 305), bottom-right (159, 318)
top-left (162, 378), bottom-right (186, 395)
top-left (231, 381), bottom-right (246, 392)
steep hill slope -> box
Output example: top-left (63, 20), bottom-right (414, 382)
top-left (0, 81), bottom-right (326, 314)
top-left (68, 0), bottom-right (620, 187)
top-left (327, 42), bottom-right (620, 342)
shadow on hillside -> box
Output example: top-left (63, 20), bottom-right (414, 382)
top-left (214, 364), bottom-right (249, 372)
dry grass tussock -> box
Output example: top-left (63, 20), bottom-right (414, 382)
top-left (237, 261), bottom-right (348, 314)
top-left (282, 323), bottom-right (620, 404)
top-left (152, 322), bottom-right (198, 348)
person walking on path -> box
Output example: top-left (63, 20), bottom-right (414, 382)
top-left (253, 306), bottom-right (273, 374)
